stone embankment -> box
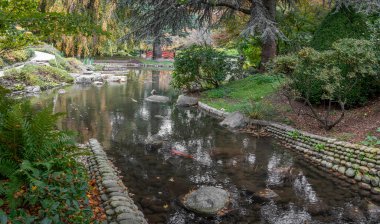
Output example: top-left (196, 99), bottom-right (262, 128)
top-left (198, 102), bottom-right (380, 202)
top-left (87, 139), bottom-right (148, 224)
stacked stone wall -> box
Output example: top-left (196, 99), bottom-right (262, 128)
top-left (87, 139), bottom-right (148, 224)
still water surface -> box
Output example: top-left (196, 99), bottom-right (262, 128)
top-left (38, 69), bottom-right (378, 224)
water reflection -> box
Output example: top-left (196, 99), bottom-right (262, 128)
top-left (35, 69), bottom-right (379, 224)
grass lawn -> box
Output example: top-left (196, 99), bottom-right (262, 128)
top-left (200, 75), bottom-right (283, 113)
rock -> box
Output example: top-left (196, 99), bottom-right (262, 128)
top-left (220, 112), bottom-right (248, 129)
top-left (367, 201), bottom-right (380, 223)
top-left (176, 95), bottom-right (198, 107)
top-left (181, 186), bottom-right (230, 216)
top-left (306, 202), bottom-right (330, 216)
top-left (145, 134), bottom-right (167, 150)
top-left (253, 189), bottom-right (279, 202)
top-left (342, 205), bottom-right (366, 223)
top-left (75, 75), bottom-right (95, 84)
top-left (25, 86), bottom-right (41, 93)
top-left (345, 168), bottom-right (355, 177)
top-left (107, 76), bottom-right (127, 82)
top-left (93, 81), bottom-right (104, 86)
top-left (145, 95), bottom-right (170, 103)
top-left (210, 147), bottom-right (244, 159)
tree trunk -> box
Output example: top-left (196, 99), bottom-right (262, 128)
top-left (152, 38), bottom-right (162, 60)
top-left (259, 0), bottom-right (277, 72)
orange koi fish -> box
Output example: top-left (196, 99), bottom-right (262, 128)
top-left (171, 148), bottom-right (194, 159)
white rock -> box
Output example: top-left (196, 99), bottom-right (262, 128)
top-left (25, 86), bottom-right (41, 93)
top-left (176, 95), bottom-right (198, 107)
top-left (145, 95), bottom-right (170, 103)
top-left (220, 112), bottom-right (248, 129)
top-left (107, 76), bottom-right (127, 83)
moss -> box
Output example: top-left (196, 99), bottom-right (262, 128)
top-left (311, 7), bottom-right (370, 51)
top-left (3, 64), bottom-right (73, 90)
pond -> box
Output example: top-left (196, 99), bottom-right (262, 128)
top-left (37, 69), bottom-right (378, 224)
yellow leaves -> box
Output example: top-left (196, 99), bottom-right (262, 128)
top-left (31, 185), bottom-right (37, 191)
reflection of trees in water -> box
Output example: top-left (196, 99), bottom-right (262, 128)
top-left (50, 70), bottom-right (173, 150)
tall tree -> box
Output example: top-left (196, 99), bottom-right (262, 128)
top-left (126, 0), bottom-right (380, 68)
top-left (125, 0), bottom-right (294, 68)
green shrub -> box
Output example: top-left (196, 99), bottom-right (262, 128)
top-left (273, 38), bottom-right (380, 107)
top-left (311, 6), bottom-right (370, 51)
top-left (3, 64), bottom-right (74, 90)
top-left (0, 89), bottom-right (93, 222)
top-left (1, 49), bottom-right (34, 65)
top-left (172, 45), bottom-right (234, 91)
top-left (243, 100), bottom-right (277, 120)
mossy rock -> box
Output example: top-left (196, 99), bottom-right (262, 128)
top-left (311, 7), bottom-right (370, 51)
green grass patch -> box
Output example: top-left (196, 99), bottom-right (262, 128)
top-left (201, 75), bottom-right (282, 113)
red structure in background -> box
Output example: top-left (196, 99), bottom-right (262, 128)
top-left (145, 51), bottom-right (175, 59)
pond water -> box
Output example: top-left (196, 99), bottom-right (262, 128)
top-left (38, 69), bottom-right (378, 224)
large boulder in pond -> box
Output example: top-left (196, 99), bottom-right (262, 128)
top-left (181, 186), bottom-right (230, 216)
top-left (145, 95), bottom-right (170, 103)
top-left (220, 112), bottom-right (248, 129)
top-left (176, 95), bottom-right (198, 107)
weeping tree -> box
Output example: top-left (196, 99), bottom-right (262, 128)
top-left (39, 0), bottom-right (129, 57)
top-left (0, 0), bottom-right (100, 54)
top-left (125, 0), bottom-right (380, 68)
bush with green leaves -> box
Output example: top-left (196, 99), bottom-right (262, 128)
top-left (310, 6), bottom-right (370, 51)
top-left (172, 45), bottom-right (234, 91)
top-left (0, 88), bottom-right (93, 222)
top-left (243, 100), bottom-right (277, 120)
top-left (273, 38), bottom-right (379, 130)
top-left (3, 64), bottom-right (74, 91)
top-left (273, 38), bottom-right (380, 108)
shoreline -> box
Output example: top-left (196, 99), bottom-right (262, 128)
top-left (198, 101), bottom-right (380, 202)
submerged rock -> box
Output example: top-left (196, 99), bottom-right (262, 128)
top-left (253, 189), bottom-right (279, 202)
top-left (145, 95), bottom-right (170, 103)
top-left (220, 112), bottom-right (248, 129)
top-left (342, 205), bottom-right (366, 223)
top-left (181, 186), bottom-right (230, 216)
top-left (145, 134), bottom-right (167, 150)
top-left (367, 201), bottom-right (380, 223)
top-left (176, 95), bottom-right (198, 107)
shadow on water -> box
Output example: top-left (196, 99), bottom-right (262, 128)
top-left (36, 69), bottom-right (379, 224)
